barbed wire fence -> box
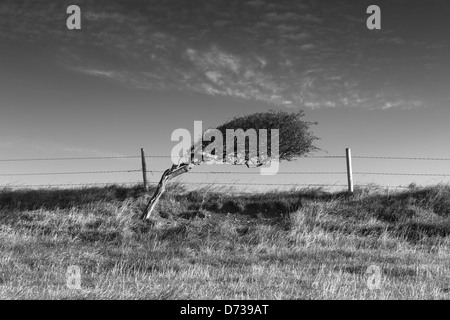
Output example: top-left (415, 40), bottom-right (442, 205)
top-left (1, 148), bottom-right (450, 191)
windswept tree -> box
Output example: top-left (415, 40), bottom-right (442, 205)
top-left (141, 110), bottom-right (319, 220)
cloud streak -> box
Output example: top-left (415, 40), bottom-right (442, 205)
top-left (1, 0), bottom-right (447, 110)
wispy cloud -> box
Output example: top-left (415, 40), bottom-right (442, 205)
top-left (1, 0), bottom-right (445, 110)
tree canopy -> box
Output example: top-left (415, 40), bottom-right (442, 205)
top-left (201, 109), bottom-right (319, 164)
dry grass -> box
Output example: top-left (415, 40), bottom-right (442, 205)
top-left (1, 184), bottom-right (450, 299)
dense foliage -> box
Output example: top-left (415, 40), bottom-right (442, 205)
top-left (202, 110), bottom-right (319, 163)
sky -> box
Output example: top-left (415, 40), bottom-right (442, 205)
top-left (0, 0), bottom-right (450, 190)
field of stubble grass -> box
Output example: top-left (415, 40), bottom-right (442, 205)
top-left (1, 183), bottom-right (450, 300)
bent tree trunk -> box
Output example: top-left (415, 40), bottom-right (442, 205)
top-left (141, 154), bottom-right (267, 221)
top-left (141, 158), bottom-right (260, 221)
top-left (141, 162), bottom-right (194, 220)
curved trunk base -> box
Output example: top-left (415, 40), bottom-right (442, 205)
top-left (141, 163), bottom-right (194, 221)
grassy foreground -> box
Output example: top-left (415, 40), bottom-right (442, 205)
top-left (1, 183), bottom-right (450, 299)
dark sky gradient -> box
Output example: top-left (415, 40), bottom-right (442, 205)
top-left (1, 0), bottom-right (450, 189)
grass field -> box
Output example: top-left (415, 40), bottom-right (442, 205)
top-left (1, 183), bottom-right (450, 299)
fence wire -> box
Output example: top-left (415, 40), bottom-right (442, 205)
top-left (1, 153), bottom-right (449, 189)
top-left (0, 170), bottom-right (141, 176)
top-left (2, 170), bottom-right (450, 177)
top-left (2, 181), bottom-right (412, 190)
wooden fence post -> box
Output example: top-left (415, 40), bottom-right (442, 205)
top-left (141, 148), bottom-right (148, 191)
top-left (346, 148), bottom-right (354, 194)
